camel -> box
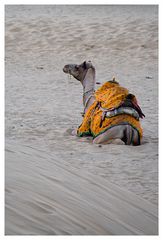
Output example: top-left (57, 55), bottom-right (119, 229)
top-left (63, 61), bottom-right (145, 145)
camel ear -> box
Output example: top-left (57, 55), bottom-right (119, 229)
top-left (83, 61), bottom-right (87, 69)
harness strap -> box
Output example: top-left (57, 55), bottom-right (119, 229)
top-left (83, 89), bottom-right (95, 114)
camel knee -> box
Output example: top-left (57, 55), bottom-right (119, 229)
top-left (132, 129), bottom-right (141, 145)
top-left (121, 125), bottom-right (140, 145)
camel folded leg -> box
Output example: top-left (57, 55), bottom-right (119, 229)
top-left (93, 125), bottom-right (140, 145)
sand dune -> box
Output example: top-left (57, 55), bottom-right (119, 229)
top-left (5, 5), bottom-right (158, 235)
top-left (5, 141), bottom-right (158, 235)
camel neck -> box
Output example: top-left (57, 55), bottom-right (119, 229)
top-left (83, 68), bottom-right (95, 94)
top-left (82, 68), bottom-right (95, 110)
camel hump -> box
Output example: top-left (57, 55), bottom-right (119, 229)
top-left (95, 81), bottom-right (129, 110)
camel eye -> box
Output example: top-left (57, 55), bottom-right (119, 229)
top-left (75, 65), bottom-right (79, 70)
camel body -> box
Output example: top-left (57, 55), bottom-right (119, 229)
top-left (63, 61), bottom-right (145, 145)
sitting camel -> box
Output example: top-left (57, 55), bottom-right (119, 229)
top-left (63, 61), bottom-right (145, 145)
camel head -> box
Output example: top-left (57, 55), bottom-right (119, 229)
top-left (63, 61), bottom-right (95, 83)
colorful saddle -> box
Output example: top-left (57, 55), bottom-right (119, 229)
top-left (77, 80), bottom-right (144, 140)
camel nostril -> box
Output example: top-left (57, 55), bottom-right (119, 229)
top-left (63, 66), bottom-right (68, 73)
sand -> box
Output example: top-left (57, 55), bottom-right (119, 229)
top-left (5, 5), bottom-right (158, 235)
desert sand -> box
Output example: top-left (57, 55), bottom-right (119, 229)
top-left (5, 5), bottom-right (158, 235)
